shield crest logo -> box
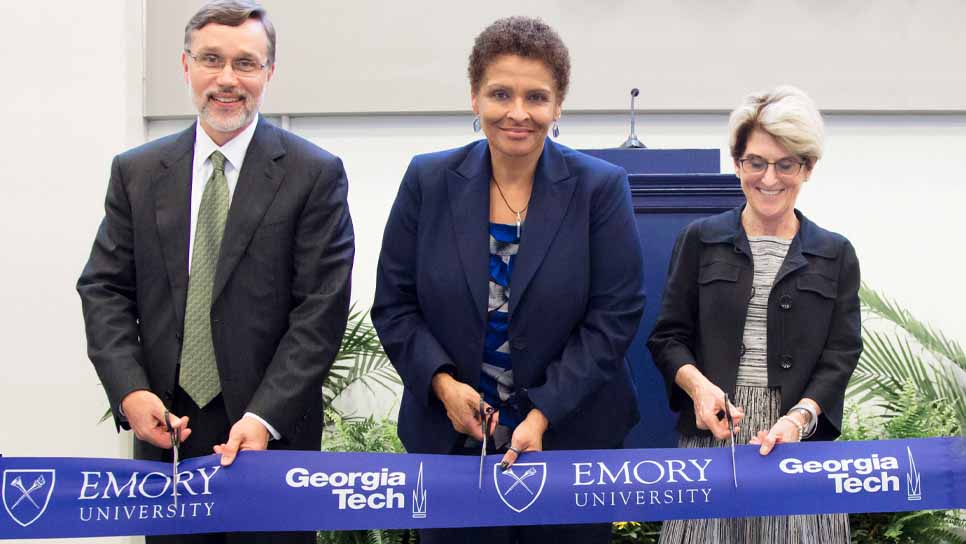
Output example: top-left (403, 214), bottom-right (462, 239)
top-left (3, 469), bottom-right (56, 528)
top-left (493, 462), bottom-right (547, 513)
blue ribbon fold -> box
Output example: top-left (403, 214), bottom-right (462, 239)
top-left (1, 437), bottom-right (963, 539)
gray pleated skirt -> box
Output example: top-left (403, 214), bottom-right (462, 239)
top-left (659, 386), bottom-right (850, 544)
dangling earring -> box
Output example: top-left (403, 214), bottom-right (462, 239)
top-left (473, 116), bottom-right (481, 133)
top-left (552, 120), bottom-right (560, 138)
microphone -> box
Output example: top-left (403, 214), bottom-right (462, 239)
top-left (619, 88), bottom-right (646, 148)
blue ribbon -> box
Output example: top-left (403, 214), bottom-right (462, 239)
top-left (1, 437), bottom-right (963, 539)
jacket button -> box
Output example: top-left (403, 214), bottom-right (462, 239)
top-left (779, 295), bottom-right (793, 310)
top-left (510, 337), bottom-right (528, 350)
top-left (739, 343), bottom-right (746, 357)
top-left (780, 355), bottom-right (793, 369)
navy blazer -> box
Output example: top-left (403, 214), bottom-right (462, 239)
top-left (372, 139), bottom-right (645, 454)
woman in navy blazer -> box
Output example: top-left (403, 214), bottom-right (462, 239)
top-left (372, 16), bottom-right (645, 544)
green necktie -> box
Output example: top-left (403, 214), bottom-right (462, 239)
top-left (179, 150), bottom-right (229, 408)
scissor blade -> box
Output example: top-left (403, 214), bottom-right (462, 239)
top-left (172, 442), bottom-right (180, 506)
top-left (478, 451), bottom-right (484, 489)
top-left (730, 434), bottom-right (738, 488)
top-left (165, 410), bottom-right (180, 506)
top-left (479, 428), bottom-right (487, 490)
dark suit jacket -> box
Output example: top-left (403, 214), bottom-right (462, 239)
top-left (372, 139), bottom-right (645, 454)
top-left (647, 207), bottom-right (862, 440)
top-left (77, 117), bottom-right (354, 459)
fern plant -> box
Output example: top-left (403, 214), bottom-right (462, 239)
top-left (847, 284), bottom-right (966, 431)
top-left (317, 411), bottom-right (415, 544)
top-left (842, 381), bottom-right (964, 543)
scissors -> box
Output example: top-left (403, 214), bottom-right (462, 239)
top-left (722, 393), bottom-right (738, 488)
top-left (164, 410), bottom-right (181, 506)
top-left (478, 398), bottom-right (495, 490)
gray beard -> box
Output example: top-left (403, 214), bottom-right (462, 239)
top-left (200, 100), bottom-right (255, 133)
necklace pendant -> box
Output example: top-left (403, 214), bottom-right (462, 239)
top-left (515, 213), bottom-right (522, 238)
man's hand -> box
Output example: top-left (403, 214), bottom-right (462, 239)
top-left (120, 390), bottom-right (191, 449)
top-left (214, 416), bottom-right (270, 466)
top-left (431, 372), bottom-right (496, 441)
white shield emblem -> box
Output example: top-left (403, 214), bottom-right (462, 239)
top-left (3, 469), bottom-right (56, 528)
top-left (493, 462), bottom-right (547, 513)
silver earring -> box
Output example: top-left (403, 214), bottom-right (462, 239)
top-left (552, 120), bottom-right (560, 138)
top-left (473, 117), bottom-right (481, 133)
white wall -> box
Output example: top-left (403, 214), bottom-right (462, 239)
top-left (146, 0), bottom-right (966, 114)
top-left (0, 2), bottom-right (142, 543)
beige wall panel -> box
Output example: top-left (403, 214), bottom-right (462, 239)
top-left (147, 0), bottom-right (966, 116)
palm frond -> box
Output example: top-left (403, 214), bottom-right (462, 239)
top-left (323, 305), bottom-right (401, 419)
top-left (849, 286), bottom-right (966, 429)
top-left (849, 329), bottom-right (965, 420)
top-left (860, 283), bottom-right (966, 369)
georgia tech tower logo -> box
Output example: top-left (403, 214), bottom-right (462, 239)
top-left (494, 463), bottom-right (547, 513)
top-left (3, 469), bottom-right (56, 528)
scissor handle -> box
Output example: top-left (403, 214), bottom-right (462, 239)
top-left (163, 409), bottom-right (180, 447)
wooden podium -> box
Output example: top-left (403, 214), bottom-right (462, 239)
top-left (580, 148), bottom-right (745, 448)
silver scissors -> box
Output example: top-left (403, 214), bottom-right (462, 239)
top-left (164, 410), bottom-right (181, 506)
top-left (722, 393), bottom-right (737, 488)
top-left (478, 398), bottom-right (494, 490)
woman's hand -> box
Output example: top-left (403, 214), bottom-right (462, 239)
top-left (431, 372), bottom-right (497, 441)
top-left (749, 414), bottom-right (803, 455)
top-left (500, 408), bottom-right (549, 470)
top-left (675, 364), bottom-right (744, 440)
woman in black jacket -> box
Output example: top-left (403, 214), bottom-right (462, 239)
top-left (647, 85), bottom-right (861, 543)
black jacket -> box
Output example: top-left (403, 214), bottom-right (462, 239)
top-left (647, 207), bottom-right (861, 440)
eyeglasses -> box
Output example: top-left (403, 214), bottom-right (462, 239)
top-left (737, 155), bottom-right (806, 177)
top-left (185, 50), bottom-right (268, 76)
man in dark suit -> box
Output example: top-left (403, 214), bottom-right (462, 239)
top-left (77, 2), bottom-right (353, 542)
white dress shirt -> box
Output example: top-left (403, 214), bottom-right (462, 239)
top-left (188, 115), bottom-right (280, 441)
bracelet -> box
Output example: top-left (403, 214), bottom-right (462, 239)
top-left (789, 403), bottom-right (818, 439)
top-left (778, 415), bottom-right (804, 442)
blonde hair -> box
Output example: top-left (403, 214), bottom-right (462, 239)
top-left (728, 85), bottom-right (825, 167)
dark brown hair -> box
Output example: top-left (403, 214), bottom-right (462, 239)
top-left (468, 16), bottom-right (571, 100)
top-left (184, 0), bottom-right (276, 65)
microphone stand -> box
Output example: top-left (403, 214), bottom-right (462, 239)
top-left (619, 88), bottom-right (646, 148)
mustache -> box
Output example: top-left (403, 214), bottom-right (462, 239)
top-left (205, 88), bottom-right (247, 100)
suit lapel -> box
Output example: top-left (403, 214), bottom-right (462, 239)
top-left (447, 142), bottom-right (491, 326)
top-left (509, 140), bottom-right (576, 313)
top-left (154, 124), bottom-right (196, 326)
top-left (212, 118), bottom-right (285, 302)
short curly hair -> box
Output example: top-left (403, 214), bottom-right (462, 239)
top-left (468, 16), bottom-right (571, 101)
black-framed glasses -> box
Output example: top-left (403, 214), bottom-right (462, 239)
top-left (185, 50), bottom-right (268, 76)
top-left (737, 155), bottom-right (806, 177)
